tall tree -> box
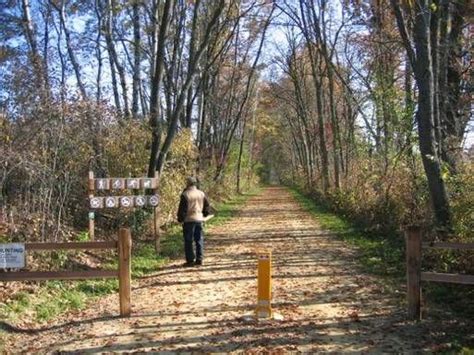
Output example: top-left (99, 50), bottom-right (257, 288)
top-left (391, 0), bottom-right (451, 227)
top-left (104, 0), bottom-right (130, 117)
top-left (147, 0), bottom-right (173, 177)
top-left (21, 0), bottom-right (51, 101)
top-left (51, 0), bottom-right (87, 99)
top-left (131, 0), bottom-right (141, 118)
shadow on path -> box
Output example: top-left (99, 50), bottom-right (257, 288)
top-left (2, 187), bottom-right (472, 352)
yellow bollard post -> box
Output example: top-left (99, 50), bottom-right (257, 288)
top-left (256, 251), bottom-right (272, 318)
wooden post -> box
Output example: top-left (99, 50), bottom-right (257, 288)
top-left (406, 226), bottom-right (422, 320)
top-left (88, 171), bottom-right (95, 241)
top-left (118, 228), bottom-right (132, 317)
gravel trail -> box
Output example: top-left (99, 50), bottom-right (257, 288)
top-left (2, 187), bottom-right (437, 353)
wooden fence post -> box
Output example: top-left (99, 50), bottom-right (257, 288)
top-left (88, 171), bottom-right (95, 241)
top-left (406, 226), bottom-right (422, 320)
top-left (118, 228), bottom-right (132, 317)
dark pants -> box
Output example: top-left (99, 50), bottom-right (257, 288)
top-left (183, 222), bottom-right (204, 263)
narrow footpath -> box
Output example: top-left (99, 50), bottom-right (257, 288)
top-left (2, 187), bottom-right (453, 352)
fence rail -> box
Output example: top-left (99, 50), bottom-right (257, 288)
top-left (422, 242), bottom-right (474, 250)
top-left (0, 228), bottom-right (132, 317)
top-left (421, 272), bottom-right (474, 285)
top-left (0, 270), bottom-right (118, 282)
top-left (25, 241), bottom-right (117, 251)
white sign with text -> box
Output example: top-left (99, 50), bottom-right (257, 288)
top-left (0, 243), bottom-right (26, 269)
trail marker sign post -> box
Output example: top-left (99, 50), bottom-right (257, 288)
top-left (256, 250), bottom-right (273, 318)
top-left (87, 171), bottom-right (160, 240)
top-left (240, 250), bottom-right (282, 322)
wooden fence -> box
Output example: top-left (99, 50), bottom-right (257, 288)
top-left (0, 228), bottom-right (132, 317)
top-left (405, 226), bottom-right (474, 320)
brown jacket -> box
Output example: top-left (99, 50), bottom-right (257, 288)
top-left (177, 186), bottom-right (210, 223)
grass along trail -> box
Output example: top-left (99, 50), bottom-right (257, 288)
top-left (1, 187), bottom-right (469, 352)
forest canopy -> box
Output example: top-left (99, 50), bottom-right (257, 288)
top-left (0, 0), bottom-right (472, 258)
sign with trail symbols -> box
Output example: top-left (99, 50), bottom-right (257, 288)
top-left (89, 173), bottom-right (159, 209)
top-left (141, 178), bottom-right (157, 189)
top-left (120, 196), bottom-right (133, 208)
top-left (90, 197), bottom-right (104, 209)
top-left (126, 179), bottom-right (140, 189)
top-left (90, 195), bottom-right (159, 208)
top-left (0, 243), bottom-right (25, 269)
top-left (148, 195), bottom-right (160, 207)
top-left (96, 179), bottom-right (110, 190)
top-left (111, 178), bottom-right (125, 190)
top-left (134, 196), bottom-right (146, 207)
top-left (105, 196), bottom-right (118, 208)
top-left (88, 171), bottom-right (160, 242)
top-left (93, 177), bottom-right (158, 191)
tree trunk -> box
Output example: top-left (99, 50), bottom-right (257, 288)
top-left (54, 0), bottom-right (87, 99)
top-left (94, 0), bottom-right (103, 102)
top-left (132, 0), bottom-right (141, 118)
top-left (21, 0), bottom-right (50, 100)
top-left (442, 0), bottom-right (469, 174)
top-left (298, 1), bottom-right (329, 193)
top-left (327, 67), bottom-right (340, 189)
top-left (184, 0), bottom-right (201, 128)
top-left (412, 1), bottom-right (451, 227)
top-left (213, 2), bottom-right (274, 181)
top-left (392, 0), bottom-right (452, 228)
top-left (147, 0), bottom-right (173, 177)
top-left (105, 0), bottom-right (130, 118)
top-left (157, 0), bottom-right (227, 175)
top-left (430, 2), bottom-right (442, 157)
top-left (236, 119), bottom-right (247, 194)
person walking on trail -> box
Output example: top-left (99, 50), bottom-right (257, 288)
top-left (177, 177), bottom-right (211, 267)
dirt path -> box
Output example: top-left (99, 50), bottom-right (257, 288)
top-left (2, 187), bottom-right (440, 352)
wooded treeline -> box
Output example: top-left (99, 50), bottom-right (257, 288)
top-left (1, 0), bottom-right (273, 241)
top-left (0, 0), bottom-right (472, 256)
top-left (257, 0), bottom-right (472, 270)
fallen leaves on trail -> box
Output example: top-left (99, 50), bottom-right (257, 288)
top-left (3, 188), bottom-right (464, 353)
top-left (103, 338), bottom-right (116, 347)
top-left (348, 310), bottom-right (361, 322)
